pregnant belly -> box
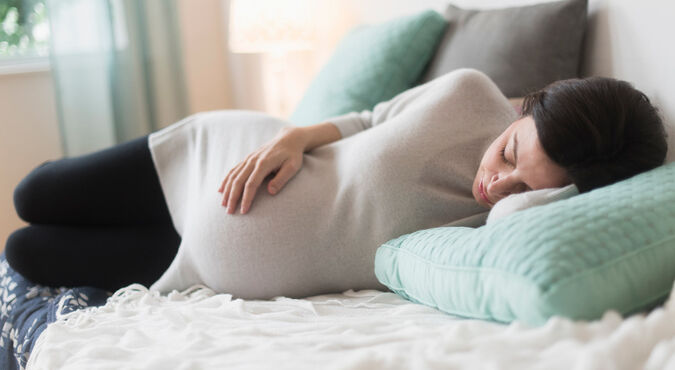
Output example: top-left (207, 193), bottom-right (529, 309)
top-left (178, 149), bottom-right (367, 299)
top-left (151, 111), bottom-right (387, 298)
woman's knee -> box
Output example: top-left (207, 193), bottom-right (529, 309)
top-left (13, 160), bottom-right (53, 223)
top-left (5, 226), bottom-right (41, 279)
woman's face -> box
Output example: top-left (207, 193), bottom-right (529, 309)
top-left (472, 115), bottom-right (571, 208)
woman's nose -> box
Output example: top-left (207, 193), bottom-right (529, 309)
top-left (488, 173), bottom-right (524, 199)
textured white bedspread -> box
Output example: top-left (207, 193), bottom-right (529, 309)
top-left (28, 283), bottom-right (675, 370)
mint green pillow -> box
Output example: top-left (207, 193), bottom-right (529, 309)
top-left (375, 162), bottom-right (675, 327)
top-left (289, 10), bottom-right (447, 126)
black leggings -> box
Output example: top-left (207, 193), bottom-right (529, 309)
top-left (4, 135), bottom-right (181, 292)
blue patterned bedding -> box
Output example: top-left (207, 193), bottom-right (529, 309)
top-left (0, 252), bottom-right (110, 370)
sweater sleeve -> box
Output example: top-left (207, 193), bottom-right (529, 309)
top-left (324, 77), bottom-right (442, 139)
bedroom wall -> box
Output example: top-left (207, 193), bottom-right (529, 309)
top-left (176, 0), bottom-right (233, 115)
top-left (224, 0), bottom-right (356, 116)
top-left (581, 0), bottom-right (675, 161)
top-left (0, 70), bottom-right (63, 253)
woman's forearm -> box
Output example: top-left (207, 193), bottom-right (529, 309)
top-left (294, 122), bottom-right (342, 152)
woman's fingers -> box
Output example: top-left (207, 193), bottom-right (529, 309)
top-left (217, 128), bottom-right (306, 215)
top-left (219, 157), bottom-right (248, 193)
top-left (239, 162), bottom-right (274, 214)
top-left (218, 177), bottom-right (226, 193)
top-left (267, 159), bottom-right (299, 195)
top-left (220, 161), bottom-right (245, 207)
top-left (218, 163), bottom-right (238, 194)
top-left (222, 159), bottom-right (249, 209)
top-left (226, 163), bottom-right (256, 214)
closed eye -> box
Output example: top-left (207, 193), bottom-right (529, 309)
top-left (499, 145), bottom-right (513, 167)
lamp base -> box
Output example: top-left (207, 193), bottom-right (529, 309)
top-left (262, 52), bottom-right (288, 119)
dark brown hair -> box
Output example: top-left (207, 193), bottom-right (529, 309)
top-left (522, 77), bottom-right (667, 193)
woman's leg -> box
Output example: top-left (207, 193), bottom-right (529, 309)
top-left (5, 224), bottom-right (180, 291)
top-left (6, 134), bottom-right (180, 290)
top-left (12, 134), bottom-right (171, 226)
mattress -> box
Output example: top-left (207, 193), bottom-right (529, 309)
top-left (24, 278), bottom-right (675, 369)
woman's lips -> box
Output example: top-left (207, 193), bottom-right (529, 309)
top-left (479, 180), bottom-right (493, 206)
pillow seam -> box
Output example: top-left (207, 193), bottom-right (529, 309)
top-left (382, 232), bottom-right (675, 296)
top-left (378, 243), bottom-right (543, 322)
top-left (379, 243), bottom-right (545, 289)
top-left (541, 234), bottom-right (675, 298)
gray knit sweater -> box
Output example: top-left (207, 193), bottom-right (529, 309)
top-left (148, 69), bottom-right (517, 299)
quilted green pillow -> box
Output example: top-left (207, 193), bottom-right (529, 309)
top-left (289, 10), bottom-right (447, 126)
top-left (375, 162), bottom-right (675, 327)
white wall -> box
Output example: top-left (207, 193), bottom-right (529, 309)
top-left (0, 70), bottom-right (63, 251)
top-left (581, 0), bottom-right (675, 160)
top-left (223, 0), bottom-right (357, 117)
top-left (177, 0), bottom-right (233, 117)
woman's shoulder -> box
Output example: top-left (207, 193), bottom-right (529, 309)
top-left (420, 68), bottom-right (496, 92)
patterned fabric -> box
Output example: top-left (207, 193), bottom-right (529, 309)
top-left (0, 253), bottom-right (110, 370)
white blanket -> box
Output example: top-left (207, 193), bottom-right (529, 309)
top-left (28, 283), bottom-right (675, 370)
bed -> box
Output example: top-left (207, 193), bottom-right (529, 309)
top-left (23, 279), bottom-right (675, 369)
top-left (4, 1), bottom-right (675, 369)
top-left (2, 251), bottom-right (674, 369)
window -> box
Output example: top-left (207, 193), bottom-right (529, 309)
top-left (0, 0), bottom-right (49, 59)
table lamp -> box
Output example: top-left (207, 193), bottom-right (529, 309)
top-left (229, 0), bottom-right (316, 117)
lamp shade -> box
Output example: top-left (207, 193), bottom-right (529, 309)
top-left (229, 0), bottom-right (316, 54)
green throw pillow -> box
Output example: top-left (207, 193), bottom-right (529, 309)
top-left (375, 162), bottom-right (675, 327)
top-left (289, 10), bottom-right (447, 126)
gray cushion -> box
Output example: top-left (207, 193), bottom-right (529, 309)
top-left (419, 0), bottom-right (588, 97)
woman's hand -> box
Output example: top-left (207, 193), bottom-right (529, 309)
top-left (218, 126), bottom-right (307, 215)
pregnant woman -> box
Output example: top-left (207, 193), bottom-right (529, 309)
top-left (5, 69), bottom-right (667, 298)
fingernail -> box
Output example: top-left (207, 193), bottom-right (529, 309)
top-left (270, 186), bottom-right (277, 194)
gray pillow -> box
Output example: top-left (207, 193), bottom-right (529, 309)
top-left (419, 0), bottom-right (588, 97)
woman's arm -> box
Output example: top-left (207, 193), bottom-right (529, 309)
top-left (294, 121), bottom-right (343, 152)
top-left (219, 76), bottom-right (452, 214)
top-left (325, 75), bottom-right (445, 139)
top-left (218, 121), bottom-right (342, 215)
